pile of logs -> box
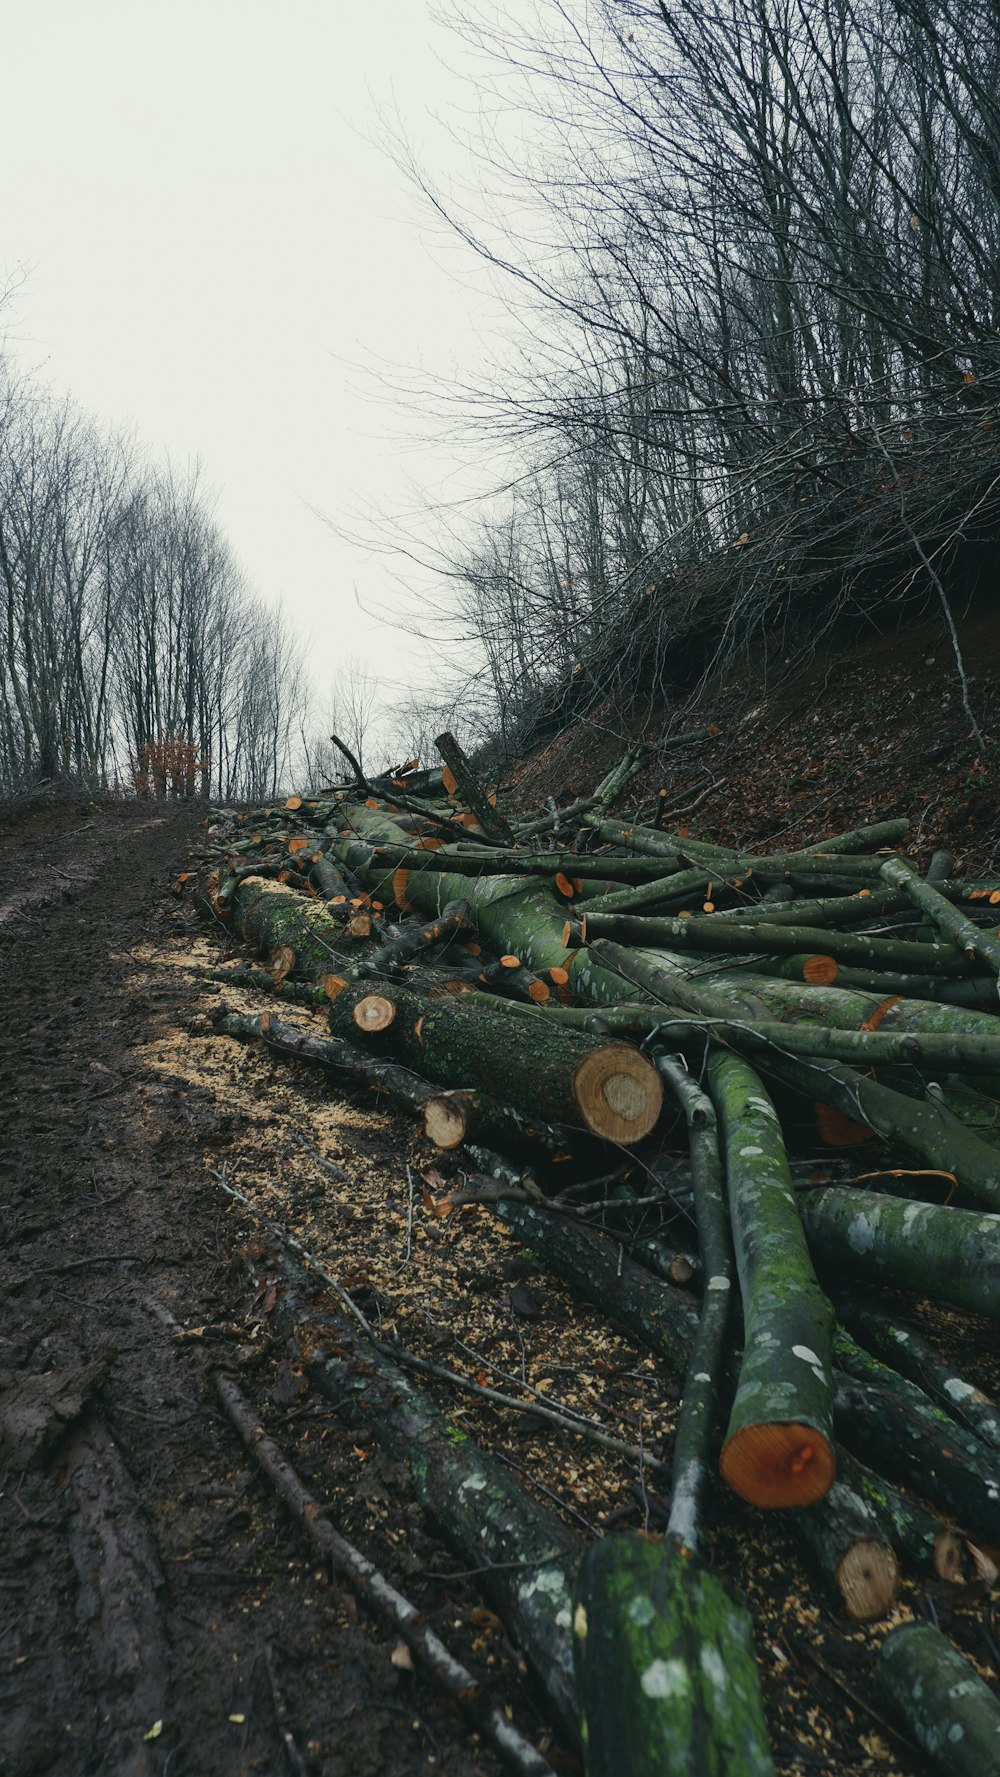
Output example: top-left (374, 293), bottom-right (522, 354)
top-left (186, 730), bottom-right (1000, 1777)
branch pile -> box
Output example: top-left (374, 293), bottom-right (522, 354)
top-left (185, 730), bottom-right (1000, 1774)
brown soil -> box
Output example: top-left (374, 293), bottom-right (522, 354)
top-left (4, 605), bottom-right (1000, 1777)
top-left (510, 600), bottom-right (1000, 873)
top-left (0, 801), bottom-right (532, 1777)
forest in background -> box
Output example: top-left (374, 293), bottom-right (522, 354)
top-left (383, 0), bottom-right (1000, 757)
top-left (4, 0), bottom-right (999, 797)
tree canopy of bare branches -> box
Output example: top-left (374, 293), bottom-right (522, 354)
top-left (381, 0), bottom-right (1000, 752)
top-left (0, 359), bottom-right (300, 799)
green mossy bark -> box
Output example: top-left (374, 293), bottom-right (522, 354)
top-left (835, 1448), bottom-right (960, 1580)
top-left (833, 1370), bottom-right (1000, 1544)
top-left (799, 1189), bottom-right (1000, 1319)
top-left (271, 1249), bottom-right (582, 1738)
top-left (879, 1621), bottom-right (1000, 1774)
top-left (573, 1535), bottom-right (775, 1777)
top-left (882, 855), bottom-right (1000, 991)
top-left (707, 1053), bottom-right (836, 1505)
top-left (787, 1475), bottom-right (898, 1620)
top-left (584, 912), bottom-right (974, 978)
top-left (837, 1298), bottom-right (1000, 1451)
top-left (327, 979), bottom-right (662, 1143)
top-left (230, 876), bottom-right (354, 979)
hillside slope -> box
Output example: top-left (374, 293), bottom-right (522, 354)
top-left (509, 602), bottom-right (1000, 872)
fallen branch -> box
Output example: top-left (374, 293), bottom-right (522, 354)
top-left (215, 1374), bottom-right (557, 1777)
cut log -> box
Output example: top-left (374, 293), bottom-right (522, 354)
top-left (212, 1009), bottom-right (440, 1122)
top-left (226, 876), bottom-right (356, 980)
top-left (268, 1245), bottom-right (582, 1738)
top-left (655, 1057), bottom-right (733, 1559)
top-left (215, 1375), bottom-right (557, 1777)
top-left (580, 911), bottom-right (977, 978)
top-left (788, 1477), bottom-right (898, 1620)
top-left (836, 1297), bottom-right (1000, 1452)
top-left (833, 1371), bottom-right (1000, 1543)
top-left (327, 980), bottom-right (663, 1144)
top-left (434, 730), bottom-right (514, 843)
top-left (834, 1448), bottom-right (963, 1581)
top-left (798, 1188), bottom-right (1000, 1321)
top-left (477, 1178), bottom-right (698, 1372)
top-left (879, 1620), bottom-right (1000, 1775)
top-left (420, 1087), bottom-right (583, 1158)
top-left (881, 854), bottom-right (1000, 992)
top-left (707, 1053), bottom-right (836, 1508)
top-left (573, 1535), bottom-right (775, 1777)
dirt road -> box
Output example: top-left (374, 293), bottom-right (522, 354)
top-left (0, 799), bottom-right (512, 1777)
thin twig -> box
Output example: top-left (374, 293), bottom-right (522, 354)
top-left (215, 1374), bottom-right (557, 1777)
top-left (383, 1342), bottom-right (666, 1471)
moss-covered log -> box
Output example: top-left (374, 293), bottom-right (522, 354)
top-left (269, 1246), bottom-right (582, 1737)
top-left (882, 855), bottom-right (1000, 992)
top-left (573, 1535), bottom-right (775, 1777)
top-left (879, 1620), bottom-right (1000, 1775)
top-left (835, 1449), bottom-right (963, 1581)
top-left (836, 1298), bottom-right (1000, 1451)
top-left (707, 1053), bottom-right (836, 1508)
top-left (327, 979), bottom-right (663, 1144)
top-left (582, 911), bottom-right (975, 978)
top-left (788, 1477), bottom-right (898, 1620)
top-left (421, 1087), bottom-right (584, 1158)
top-left (799, 1188), bottom-right (1000, 1320)
top-left (655, 1057), bottom-right (733, 1559)
top-left (227, 875), bottom-right (364, 980)
top-left (833, 1371), bottom-right (1000, 1543)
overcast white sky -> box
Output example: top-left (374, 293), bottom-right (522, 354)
top-left (0, 0), bottom-right (531, 752)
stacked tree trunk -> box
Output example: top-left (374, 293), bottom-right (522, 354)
top-left (187, 735), bottom-right (1000, 1774)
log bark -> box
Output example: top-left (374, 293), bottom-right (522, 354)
top-left (707, 1053), bottom-right (836, 1508)
top-left (881, 855), bottom-right (1000, 993)
top-left (834, 1448), bottom-right (963, 1581)
top-left (581, 911), bottom-right (976, 978)
top-left (479, 1182), bottom-right (698, 1373)
top-left (836, 1298), bottom-right (1000, 1451)
top-left (833, 1371), bottom-right (1000, 1543)
top-left (798, 1188), bottom-right (1000, 1320)
top-left (879, 1621), bottom-right (1000, 1775)
top-left (572, 1535), bottom-right (776, 1777)
top-left (215, 1375), bottom-right (557, 1777)
top-left (435, 730), bottom-right (515, 843)
top-left (268, 1245), bottom-right (583, 1737)
top-left (213, 1009), bottom-right (442, 1124)
top-left (227, 875), bottom-right (361, 980)
top-left (327, 979), bottom-right (663, 1144)
top-left (655, 1058), bottom-right (733, 1560)
top-left (788, 1478), bottom-right (898, 1620)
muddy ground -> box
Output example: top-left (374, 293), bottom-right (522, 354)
top-left (3, 608), bottom-right (1000, 1777)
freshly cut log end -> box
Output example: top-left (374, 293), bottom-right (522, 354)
top-left (323, 973), bottom-right (348, 1001)
top-left (423, 1096), bottom-right (467, 1150)
top-left (270, 943), bottom-right (296, 985)
top-left (571, 1045), bottom-right (662, 1142)
top-left (392, 867), bottom-right (413, 912)
top-left (835, 1539), bottom-right (898, 1623)
top-left (353, 993), bottom-right (396, 1034)
top-left (721, 1421), bottom-right (836, 1507)
top-left (803, 954), bottom-right (839, 985)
